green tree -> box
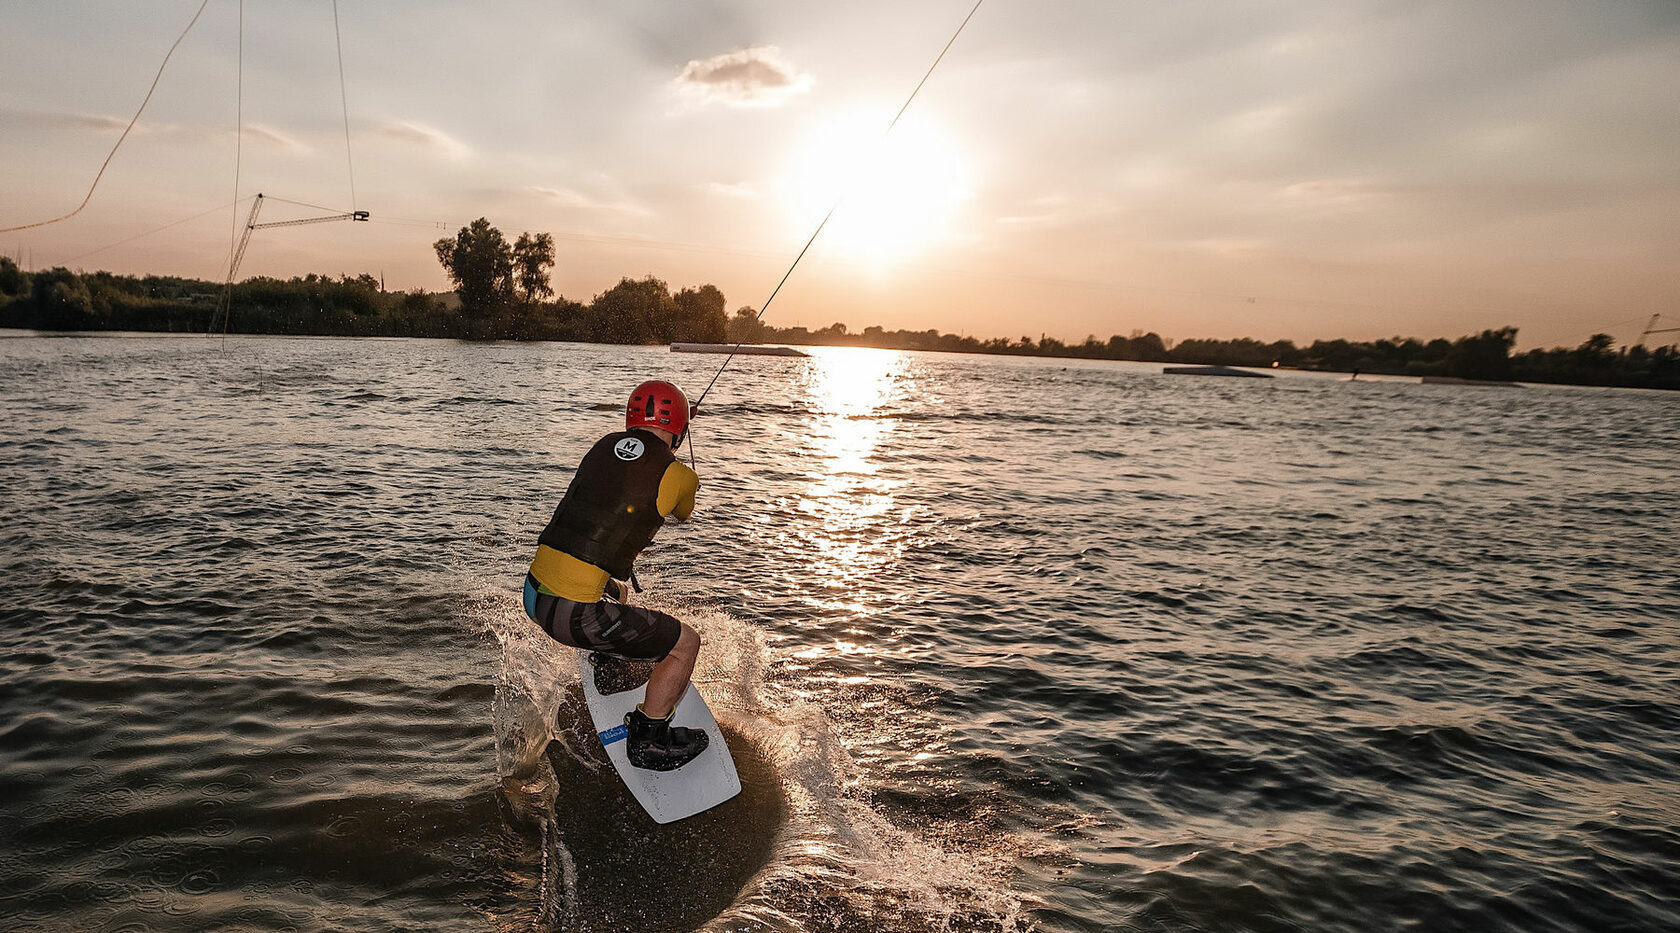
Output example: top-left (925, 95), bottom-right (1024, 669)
top-left (1572, 333), bottom-right (1616, 369)
top-left (1447, 327), bottom-right (1518, 379)
top-left (1304, 338), bottom-right (1359, 371)
top-left (672, 284), bottom-right (727, 342)
top-left (433, 218), bottom-right (513, 318)
top-left (0, 256), bottom-right (24, 299)
top-left (1131, 332), bottom-right (1168, 361)
top-left (31, 267), bottom-right (96, 328)
top-left (583, 276), bottom-right (676, 343)
top-left (512, 232), bottom-right (556, 307)
top-left (726, 306), bottom-right (764, 343)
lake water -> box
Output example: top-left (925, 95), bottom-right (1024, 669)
top-left (1, 333), bottom-right (1677, 933)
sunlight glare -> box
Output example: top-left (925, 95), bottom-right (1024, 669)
top-left (779, 110), bottom-right (973, 269)
top-left (794, 347), bottom-right (913, 596)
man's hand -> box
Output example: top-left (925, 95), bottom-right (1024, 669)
top-left (606, 578), bottom-right (630, 604)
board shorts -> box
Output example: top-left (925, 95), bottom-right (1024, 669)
top-left (522, 573), bottom-right (682, 661)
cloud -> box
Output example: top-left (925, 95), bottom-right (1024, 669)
top-left (2, 108), bottom-right (136, 133)
top-left (376, 121), bottom-right (470, 159)
top-left (1, 108), bottom-right (306, 151)
top-left (994, 194), bottom-right (1079, 228)
top-left (242, 122), bottom-right (306, 151)
top-left (526, 185), bottom-right (649, 216)
top-left (701, 180), bottom-right (757, 200)
top-left (1275, 178), bottom-right (1396, 207)
top-left (673, 46), bottom-right (811, 107)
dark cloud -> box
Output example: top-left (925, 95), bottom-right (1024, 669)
top-left (674, 47), bottom-right (811, 106)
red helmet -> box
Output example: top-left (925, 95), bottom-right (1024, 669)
top-left (626, 380), bottom-right (691, 440)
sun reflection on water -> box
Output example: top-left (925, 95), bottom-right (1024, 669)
top-left (794, 347), bottom-right (913, 606)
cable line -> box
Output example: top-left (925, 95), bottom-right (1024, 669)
top-left (265, 194), bottom-right (353, 215)
top-left (210, 3), bottom-right (369, 336)
top-left (1526, 315), bottom-right (1654, 352)
top-left (210, 193), bottom-right (370, 334)
top-left (222, 0), bottom-right (246, 334)
top-left (694, 0), bottom-right (985, 407)
top-left (0, 0), bottom-right (213, 234)
top-left (331, 0), bottom-right (357, 212)
top-left (1638, 314), bottom-right (1680, 347)
top-left (60, 197), bottom-right (246, 266)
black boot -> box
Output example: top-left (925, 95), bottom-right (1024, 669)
top-left (624, 705), bottom-right (709, 771)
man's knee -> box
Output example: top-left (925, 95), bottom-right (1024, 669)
top-left (673, 622), bottom-right (701, 658)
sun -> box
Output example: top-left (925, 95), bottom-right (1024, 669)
top-left (777, 109), bottom-right (973, 269)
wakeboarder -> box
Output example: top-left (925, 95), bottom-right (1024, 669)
top-left (521, 380), bottom-right (709, 771)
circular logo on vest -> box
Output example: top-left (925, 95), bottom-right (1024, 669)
top-left (614, 437), bottom-right (645, 461)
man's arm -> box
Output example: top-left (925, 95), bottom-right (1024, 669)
top-left (657, 461), bottom-right (699, 522)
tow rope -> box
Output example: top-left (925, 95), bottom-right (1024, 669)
top-left (691, 0), bottom-right (986, 411)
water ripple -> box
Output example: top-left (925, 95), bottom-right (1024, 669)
top-left (2, 336), bottom-right (1677, 932)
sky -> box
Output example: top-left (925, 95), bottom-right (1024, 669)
top-left (3, 0), bottom-right (1677, 349)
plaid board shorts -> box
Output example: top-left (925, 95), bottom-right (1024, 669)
top-left (522, 574), bottom-right (682, 661)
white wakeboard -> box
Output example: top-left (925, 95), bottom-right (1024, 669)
top-left (578, 651), bottom-right (741, 824)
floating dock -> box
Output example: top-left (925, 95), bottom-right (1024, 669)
top-left (671, 342), bottom-right (807, 357)
top-left (1420, 376), bottom-right (1523, 387)
top-left (1163, 365), bottom-right (1273, 378)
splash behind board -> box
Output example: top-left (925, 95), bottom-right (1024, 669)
top-left (578, 652), bottom-right (741, 824)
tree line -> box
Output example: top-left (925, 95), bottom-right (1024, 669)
top-left (2, 218), bottom-right (1674, 389)
top-left (429, 218), bottom-right (726, 342)
top-left (727, 315), bottom-right (1677, 388)
top-left (0, 217), bottom-right (726, 343)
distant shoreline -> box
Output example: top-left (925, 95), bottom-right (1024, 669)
top-left (5, 326), bottom-right (1676, 393)
top-left (1, 259), bottom-right (1674, 391)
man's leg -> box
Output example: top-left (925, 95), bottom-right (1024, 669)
top-left (640, 622), bottom-right (700, 717)
top-left (575, 601), bottom-right (708, 770)
top-left (624, 621), bottom-right (708, 771)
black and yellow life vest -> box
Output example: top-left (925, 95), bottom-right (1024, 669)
top-left (529, 429), bottom-right (697, 600)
